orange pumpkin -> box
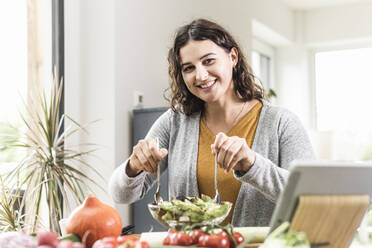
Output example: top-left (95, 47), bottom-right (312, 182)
top-left (66, 195), bottom-right (122, 248)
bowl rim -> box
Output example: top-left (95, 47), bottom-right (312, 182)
top-left (147, 201), bottom-right (232, 229)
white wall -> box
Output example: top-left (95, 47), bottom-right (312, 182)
top-left (276, 47), bottom-right (312, 126)
top-left (250, 0), bottom-right (294, 42)
top-left (275, 11), bottom-right (313, 129)
top-left (65, 0), bottom-right (294, 225)
top-left (64, 0), bottom-right (119, 216)
top-left (304, 1), bottom-right (372, 46)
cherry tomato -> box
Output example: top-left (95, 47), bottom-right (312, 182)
top-left (230, 232), bottom-right (244, 248)
top-left (232, 232), bottom-right (244, 247)
top-left (189, 229), bottom-right (205, 245)
top-left (198, 232), bottom-right (230, 248)
top-left (163, 230), bottom-right (177, 245)
top-left (163, 230), bottom-right (193, 246)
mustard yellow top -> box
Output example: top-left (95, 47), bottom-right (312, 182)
top-left (197, 101), bottom-right (263, 225)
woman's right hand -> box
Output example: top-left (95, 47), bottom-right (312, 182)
top-left (127, 137), bottom-right (168, 177)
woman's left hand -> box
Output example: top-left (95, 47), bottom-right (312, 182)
top-left (211, 132), bottom-right (256, 173)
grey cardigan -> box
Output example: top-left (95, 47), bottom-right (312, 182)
top-left (109, 100), bottom-right (315, 226)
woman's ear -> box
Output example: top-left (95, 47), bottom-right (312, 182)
top-left (230, 47), bottom-right (238, 66)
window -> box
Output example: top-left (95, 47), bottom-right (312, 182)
top-left (0, 1), bottom-right (53, 176)
top-left (252, 51), bottom-right (271, 91)
top-left (251, 38), bottom-right (275, 96)
top-left (0, 2), bottom-right (28, 174)
top-left (315, 47), bottom-right (372, 161)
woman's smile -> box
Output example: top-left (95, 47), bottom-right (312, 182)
top-left (198, 79), bottom-right (217, 89)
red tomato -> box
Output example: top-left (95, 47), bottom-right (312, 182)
top-left (176, 231), bottom-right (194, 246)
top-left (189, 229), bottom-right (205, 245)
top-left (232, 232), bottom-right (244, 247)
top-left (163, 230), bottom-right (193, 246)
top-left (163, 235), bottom-right (171, 245)
top-left (198, 232), bottom-right (230, 248)
top-left (163, 230), bottom-right (177, 246)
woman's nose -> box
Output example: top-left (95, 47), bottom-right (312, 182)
top-left (195, 66), bottom-right (208, 81)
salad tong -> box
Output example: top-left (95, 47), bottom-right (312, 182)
top-left (153, 137), bottom-right (163, 205)
top-left (214, 153), bottom-right (222, 204)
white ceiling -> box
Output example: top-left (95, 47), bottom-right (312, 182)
top-left (281, 0), bottom-right (371, 10)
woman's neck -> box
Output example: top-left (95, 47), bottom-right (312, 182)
top-left (204, 98), bottom-right (244, 123)
top-left (202, 97), bottom-right (258, 135)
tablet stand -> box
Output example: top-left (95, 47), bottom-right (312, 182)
top-left (290, 195), bottom-right (370, 248)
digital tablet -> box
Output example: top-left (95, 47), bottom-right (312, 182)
top-left (269, 160), bottom-right (372, 233)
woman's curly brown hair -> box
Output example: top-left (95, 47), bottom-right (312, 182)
top-left (166, 19), bottom-right (265, 116)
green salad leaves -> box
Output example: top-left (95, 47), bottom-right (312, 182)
top-left (158, 194), bottom-right (232, 223)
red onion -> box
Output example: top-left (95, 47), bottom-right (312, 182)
top-left (0, 231), bottom-right (38, 248)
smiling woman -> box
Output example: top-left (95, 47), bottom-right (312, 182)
top-left (109, 18), bottom-right (315, 228)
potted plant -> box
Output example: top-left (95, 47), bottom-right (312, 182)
top-left (2, 74), bottom-right (102, 233)
top-left (267, 88), bottom-right (277, 99)
top-left (0, 175), bottom-right (23, 232)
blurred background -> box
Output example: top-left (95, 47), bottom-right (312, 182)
top-left (1, 0), bottom-right (372, 226)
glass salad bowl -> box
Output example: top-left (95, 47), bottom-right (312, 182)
top-left (148, 194), bottom-right (232, 230)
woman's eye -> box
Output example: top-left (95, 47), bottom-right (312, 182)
top-left (183, 66), bottom-right (194, 72)
top-left (203, 58), bottom-right (215, 65)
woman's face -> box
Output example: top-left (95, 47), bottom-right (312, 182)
top-left (179, 39), bottom-right (238, 104)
